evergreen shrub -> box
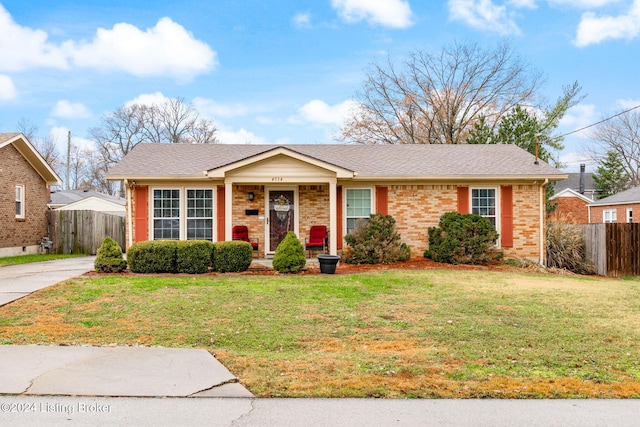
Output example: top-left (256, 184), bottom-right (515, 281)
top-left (127, 240), bottom-right (178, 273)
top-left (272, 232), bottom-right (306, 273)
top-left (176, 240), bottom-right (214, 274)
top-left (343, 214), bottom-right (410, 264)
top-left (212, 241), bottom-right (252, 273)
top-left (94, 236), bottom-right (127, 273)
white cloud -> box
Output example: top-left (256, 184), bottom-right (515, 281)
top-left (125, 92), bottom-right (170, 107)
top-left (559, 150), bottom-right (596, 172)
top-left (332, 0), bottom-right (413, 28)
top-left (293, 12), bottom-right (312, 28)
top-left (549, 0), bottom-right (621, 8)
top-left (51, 100), bottom-right (92, 119)
top-left (49, 126), bottom-right (96, 153)
top-left (616, 98), bottom-right (640, 109)
top-left (0, 74), bottom-right (17, 100)
top-left (560, 103), bottom-right (598, 135)
top-left (0, 5), bottom-right (215, 80)
top-left (448, 0), bottom-right (522, 35)
top-left (65, 17), bottom-right (216, 80)
top-left (574, 0), bottom-right (640, 46)
top-left (298, 99), bottom-right (358, 125)
top-left (216, 128), bottom-right (268, 145)
top-left (0, 5), bottom-right (67, 72)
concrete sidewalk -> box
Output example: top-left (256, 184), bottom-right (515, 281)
top-left (0, 256), bottom-right (97, 306)
top-left (0, 345), bottom-right (253, 398)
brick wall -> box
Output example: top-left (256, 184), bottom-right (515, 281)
top-left (549, 196), bottom-right (589, 223)
top-left (387, 183), bottom-right (543, 261)
top-left (589, 204), bottom-right (639, 223)
top-left (232, 185), bottom-right (265, 256)
top-left (0, 144), bottom-right (49, 250)
top-left (299, 184), bottom-right (330, 245)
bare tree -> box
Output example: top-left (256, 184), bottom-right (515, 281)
top-left (589, 109), bottom-right (640, 187)
top-left (17, 118), bottom-right (63, 177)
top-left (340, 40), bottom-right (544, 145)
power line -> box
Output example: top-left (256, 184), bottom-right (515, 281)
top-left (557, 103), bottom-right (640, 139)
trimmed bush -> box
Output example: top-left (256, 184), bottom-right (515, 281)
top-left (94, 236), bottom-right (127, 273)
top-left (272, 232), bottom-right (306, 273)
top-left (547, 221), bottom-right (595, 274)
top-left (176, 240), bottom-right (214, 274)
top-left (343, 214), bottom-right (411, 264)
top-left (127, 240), bottom-right (178, 273)
top-left (424, 212), bottom-right (502, 265)
top-left (212, 241), bottom-right (252, 273)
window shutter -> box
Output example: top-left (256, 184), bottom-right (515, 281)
top-left (217, 186), bottom-right (225, 241)
top-left (376, 186), bottom-right (388, 215)
top-left (457, 186), bottom-right (469, 214)
top-left (336, 186), bottom-right (343, 249)
top-left (501, 185), bottom-right (513, 248)
top-left (134, 186), bottom-right (149, 242)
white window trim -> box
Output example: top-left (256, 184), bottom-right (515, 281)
top-left (343, 186), bottom-right (374, 235)
top-left (626, 208), bottom-right (633, 224)
top-left (186, 188), bottom-right (215, 241)
top-left (150, 186), bottom-right (217, 241)
top-left (16, 185), bottom-right (25, 219)
top-left (470, 186), bottom-right (501, 246)
top-left (603, 209), bottom-right (617, 223)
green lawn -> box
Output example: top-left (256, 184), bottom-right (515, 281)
top-left (0, 253), bottom-right (84, 267)
top-left (1, 269), bottom-right (639, 398)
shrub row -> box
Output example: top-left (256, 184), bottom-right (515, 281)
top-left (95, 238), bottom-right (253, 274)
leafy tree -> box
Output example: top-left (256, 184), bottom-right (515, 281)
top-left (339, 40), bottom-right (543, 145)
top-left (593, 150), bottom-right (630, 198)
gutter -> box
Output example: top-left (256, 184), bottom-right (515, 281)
top-left (540, 178), bottom-right (548, 266)
top-left (125, 179), bottom-right (133, 249)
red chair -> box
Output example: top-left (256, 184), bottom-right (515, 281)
top-left (232, 225), bottom-right (259, 252)
top-left (305, 225), bottom-right (327, 257)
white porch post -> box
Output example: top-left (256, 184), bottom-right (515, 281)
top-left (329, 179), bottom-right (337, 255)
top-left (225, 180), bottom-right (233, 241)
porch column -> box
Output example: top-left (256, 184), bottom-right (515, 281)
top-left (329, 179), bottom-right (337, 255)
top-left (225, 180), bottom-right (233, 241)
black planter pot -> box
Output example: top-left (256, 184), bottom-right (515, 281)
top-left (317, 254), bottom-right (340, 274)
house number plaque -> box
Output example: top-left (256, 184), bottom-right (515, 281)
top-left (271, 177), bottom-right (283, 182)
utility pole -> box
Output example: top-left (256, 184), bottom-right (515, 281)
top-left (66, 131), bottom-right (71, 190)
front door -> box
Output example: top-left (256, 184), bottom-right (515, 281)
top-left (267, 189), bottom-right (296, 253)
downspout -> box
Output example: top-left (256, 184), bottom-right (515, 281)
top-left (125, 179), bottom-right (134, 249)
top-left (540, 178), bottom-right (548, 266)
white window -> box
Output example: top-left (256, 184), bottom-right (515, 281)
top-left (471, 188), bottom-right (497, 227)
top-left (603, 209), bottom-right (617, 223)
top-left (186, 189), bottom-right (213, 240)
top-left (626, 208), bottom-right (633, 224)
top-left (153, 189), bottom-right (181, 240)
top-left (346, 188), bottom-right (372, 234)
top-left (15, 185), bottom-right (24, 219)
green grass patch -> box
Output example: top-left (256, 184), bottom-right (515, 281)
top-left (1, 269), bottom-right (639, 398)
top-left (0, 253), bottom-right (84, 267)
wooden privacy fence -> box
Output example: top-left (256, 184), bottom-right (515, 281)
top-left (48, 210), bottom-right (126, 255)
top-left (579, 223), bottom-right (639, 277)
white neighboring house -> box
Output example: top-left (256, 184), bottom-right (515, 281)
top-left (49, 190), bottom-right (126, 217)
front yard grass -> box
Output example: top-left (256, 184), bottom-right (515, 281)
top-left (1, 269), bottom-right (639, 398)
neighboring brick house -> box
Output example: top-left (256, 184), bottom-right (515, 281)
top-left (0, 133), bottom-right (62, 257)
top-left (549, 188), bottom-right (593, 224)
top-left (588, 185), bottom-right (640, 223)
top-left (106, 144), bottom-right (567, 264)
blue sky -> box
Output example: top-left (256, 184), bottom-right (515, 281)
top-left (0, 0), bottom-right (639, 172)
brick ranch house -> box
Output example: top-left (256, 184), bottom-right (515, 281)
top-left (588, 185), bottom-right (640, 223)
top-left (106, 143), bottom-right (567, 263)
top-left (0, 133), bottom-right (62, 257)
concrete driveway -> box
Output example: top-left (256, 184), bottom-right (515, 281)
top-left (0, 256), bottom-right (96, 306)
top-left (0, 256), bottom-right (253, 398)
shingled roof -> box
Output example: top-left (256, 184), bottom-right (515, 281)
top-left (106, 143), bottom-right (566, 181)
